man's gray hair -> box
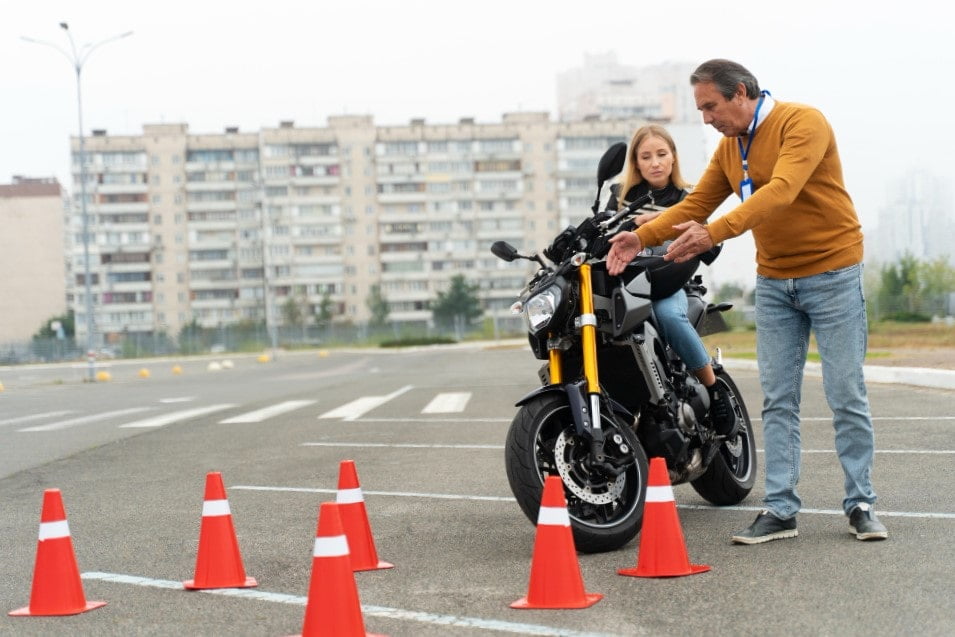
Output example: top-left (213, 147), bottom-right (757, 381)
top-left (690, 59), bottom-right (761, 99)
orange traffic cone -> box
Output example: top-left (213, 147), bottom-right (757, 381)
top-left (618, 457), bottom-right (710, 578)
top-left (336, 460), bottom-right (393, 572)
top-left (295, 502), bottom-right (385, 637)
top-left (9, 489), bottom-right (107, 616)
top-left (183, 472), bottom-right (257, 589)
top-left (510, 475), bottom-right (602, 609)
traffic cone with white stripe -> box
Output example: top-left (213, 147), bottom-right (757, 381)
top-left (510, 475), bottom-right (602, 609)
top-left (9, 489), bottom-right (107, 616)
top-left (296, 502), bottom-right (385, 636)
top-left (336, 460), bottom-right (393, 572)
top-left (618, 457), bottom-right (710, 578)
top-left (183, 471), bottom-right (257, 589)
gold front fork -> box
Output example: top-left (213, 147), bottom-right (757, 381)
top-left (578, 264), bottom-right (600, 394)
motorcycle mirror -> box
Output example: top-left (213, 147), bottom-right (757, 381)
top-left (596, 142), bottom-right (627, 187)
top-left (490, 240), bottom-right (520, 262)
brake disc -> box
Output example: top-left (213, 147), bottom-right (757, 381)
top-left (553, 429), bottom-right (625, 505)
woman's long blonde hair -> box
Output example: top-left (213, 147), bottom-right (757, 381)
top-left (616, 124), bottom-right (689, 209)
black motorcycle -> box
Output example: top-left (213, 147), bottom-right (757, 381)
top-left (492, 142), bottom-right (756, 553)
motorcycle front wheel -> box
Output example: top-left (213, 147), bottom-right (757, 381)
top-left (505, 392), bottom-right (648, 553)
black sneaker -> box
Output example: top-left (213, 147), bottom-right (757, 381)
top-left (731, 510), bottom-right (798, 545)
top-left (848, 503), bottom-right (888, 541)
top-left (708, 379), bottom-right (738, 438)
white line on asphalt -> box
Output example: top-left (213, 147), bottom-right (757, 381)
top-left (318, 385), bottom-right (413, 421)
top-left (230, 485), bottom-right (955, 519)
top-left (0, 410), bottom-right (73, 427)
top-left (298, 441), bottom-right (955, 455)
top-left (159, 397), bottom-right (195, 403)
top-left (302, 442), bottom-right (503, 449)
top-left (118, 404), bottom-right (236, 428)
top-left (421, 392), bottom-right (472, 414)
top-left (18, 407), bottom-right (154, 432)
top-left (219, 400), bottom-right (317, 424)
top-left (751, 416), bottom-right (955, 422)
top-left (79, 572), bottom-right (622, 637)
top-left (232, 485), bottom-right (515, 502)
top-left (351, 417), bottom-right (510, 423)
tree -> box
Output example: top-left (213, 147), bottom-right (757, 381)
top-left (316, 292), bottom-right (335, 329)
top-left (366, 284), bottom-right (390, 328)
top-left (875, 253), bottom-right (955, 320)
top-left (432, 274), bottom-right (483, 337)
top-left (281, 296), bottom-right (305, 327)
top-left (32, 310), bottom-right (75, 340)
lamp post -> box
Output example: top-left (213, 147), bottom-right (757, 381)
top-left (22, 23), bottom-right (132, 382)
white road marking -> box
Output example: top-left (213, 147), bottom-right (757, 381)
top-left (318, 385), bottom-right (413, 421)
top-left (80, 572), bottom-right (621, 637)
top-left (230, 485), bottom-right (955, 519)
top-left (348, 417), bottom-right (509, 423)
top-left (299, 441), bottom-right (955, 455)
top-left (302, 442), bottom-right (503, 449)
top-left (421, 392), bottom-right (471, 414)
top-left (752, 416), bottom-right (955, 422)
top-left (118, 404), bottom-right (235, 428)
top-left (18, 407), bottom-right (154, 432)
top-left (0, 410), bottom-right (73, 427)
top-left (219, 400), bottom-right (317, 424)
top-left (159, 397), bottom-right (195, 404)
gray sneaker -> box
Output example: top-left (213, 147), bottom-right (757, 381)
top-left (731, 510), bottom-right (798, 544)
top-left (848, 503), bottom-right (888, 541)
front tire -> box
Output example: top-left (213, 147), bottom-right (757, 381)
top-left (505, 392), bottom-right (648, 553)
top-left (691, 371), bottom-right (757, 504)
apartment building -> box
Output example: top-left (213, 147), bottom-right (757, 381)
top-left (69, 113), bottom-right (704, 345)
top-left (0, 177), bottom-right (67, 344)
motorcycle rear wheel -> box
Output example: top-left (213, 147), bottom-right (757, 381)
top-left (505, 392), bottom-right (648, 553)
top-left (690, 370), bottom-right (757, 504)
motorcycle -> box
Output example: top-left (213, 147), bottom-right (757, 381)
top-left (491, 142), bottom-right (756, 553)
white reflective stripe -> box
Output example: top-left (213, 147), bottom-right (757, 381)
top-left (336, 487), bottom-right (364, 504)
top-left (537, 505), bottom-right (571, 527)
top-left (646, 485), bottom-right (674, 502)
top-left (579, 313), bottom-right (597, 327)
top-left (38, 520), bottom-right (70, 540)
top-left (202, 499), bottom-right (231, 517)
top-left (313, 535), bottom-right (349, 557)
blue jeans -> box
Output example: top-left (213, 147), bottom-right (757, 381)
top-left (755, 263), bottom-right (877, 518)
top-left (654, 289), bottom-right (711, 371)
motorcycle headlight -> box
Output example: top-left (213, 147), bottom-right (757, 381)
top-left (524, 285), bottom-right (562, 334)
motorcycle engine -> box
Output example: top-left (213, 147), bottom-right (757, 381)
top-left (676, 376), bottom-right (711, 434)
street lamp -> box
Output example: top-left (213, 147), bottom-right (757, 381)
top-left (22, 23), bottom-right (132, 382)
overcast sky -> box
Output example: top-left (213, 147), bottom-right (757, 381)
top-left (5, 0), bottom-right (953, 286)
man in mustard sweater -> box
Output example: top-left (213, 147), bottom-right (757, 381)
top-left (607, 59), bottom-right (887, 544)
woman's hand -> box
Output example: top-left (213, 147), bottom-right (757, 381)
top-left (606, 231), bottom-right (643, 275)
top-left (633, 211), bottom-right (662, 226)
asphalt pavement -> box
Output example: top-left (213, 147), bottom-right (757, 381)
top-left (1, 344), bottom-right (953, 636)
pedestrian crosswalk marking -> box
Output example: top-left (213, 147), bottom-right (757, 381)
top-left (421, 392), bottom-right (471, 414)
top-left (319, 385), bottom-right (413, 421)
top-left (18, 407), bottom-right (154, 432)
top-left (219, 400), bottom-right (316, 424)
top-left (118, 404), bottom-right (235, 429)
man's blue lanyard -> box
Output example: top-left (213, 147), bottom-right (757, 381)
top-left (736, 90), bottom-right (770, 181)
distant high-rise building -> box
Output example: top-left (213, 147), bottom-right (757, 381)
top-left (557, 53), bottom-right (697, 124)
top-left (69, 114), bottom-right (712, 345)
top-left (874, 171), bottom-right (954, 263)
top-left (0, 177), bottom-right (68, 343)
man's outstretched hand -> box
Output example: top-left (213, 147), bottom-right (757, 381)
top-left (664, 221), bottom-right (714, 263)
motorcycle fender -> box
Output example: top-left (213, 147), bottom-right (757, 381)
top-left (514, 383), bottom-right (634, 433)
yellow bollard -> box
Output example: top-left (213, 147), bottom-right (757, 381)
top-left (0, 381), bottom-right (5, 392)
top-left (318, 350), bottom-right (329, 358)
top-left (138, 368), bottom-right (150, 379)
top-left (172, 364), bottom-right (183, 375)
top-left (257, 353), bottom-right (270, 363)
top-left (96, 370), bottom-right (112, 382)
